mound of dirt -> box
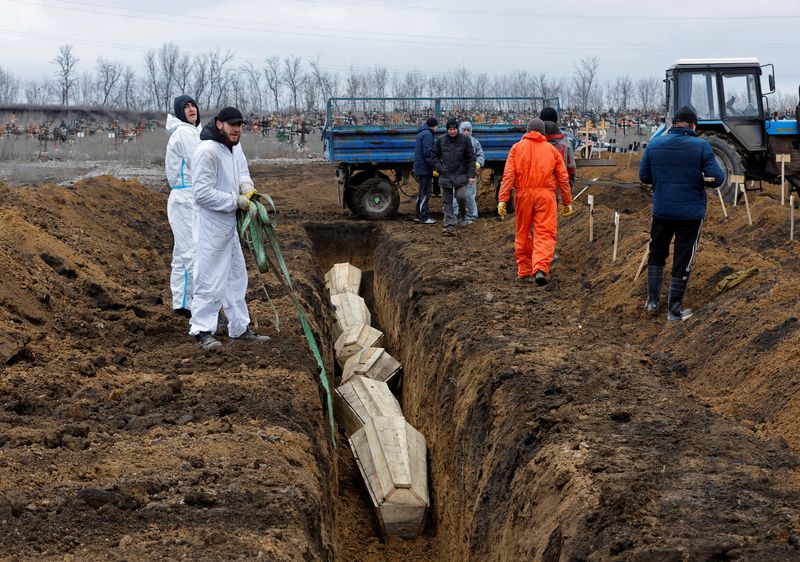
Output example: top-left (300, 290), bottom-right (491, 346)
top-left (3, 158), bottom-right (800, 561)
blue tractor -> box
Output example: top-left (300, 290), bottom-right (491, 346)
top-left (651, 58), bottom-right (800, 200)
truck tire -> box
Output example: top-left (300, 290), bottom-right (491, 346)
top-left (704, 134), bottom-right (745, 202)
top-left (352, 178), bottom-right (400, 220)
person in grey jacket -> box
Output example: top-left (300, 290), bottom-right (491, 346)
top-left (452, 121), bottom-right (485, 223)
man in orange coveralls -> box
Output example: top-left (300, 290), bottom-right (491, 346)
top-left (498, 118), bottom-right (574, 285)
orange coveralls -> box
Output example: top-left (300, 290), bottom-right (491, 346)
top-left (499, 132), bottom-right (573, 278)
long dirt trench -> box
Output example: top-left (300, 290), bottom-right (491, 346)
top-left (3, 162), bottom-right (800, 560)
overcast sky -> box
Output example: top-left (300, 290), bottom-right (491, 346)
top-left (2, 0), bottom-right (800, 93)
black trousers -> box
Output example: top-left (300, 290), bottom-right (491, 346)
top-left (415, 175), bottom-right (432, 220)
top-left (648, 216), bottom-right (703, 280)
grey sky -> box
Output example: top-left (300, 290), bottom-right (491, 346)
top-left (2, 0), bottom-right (800, 93)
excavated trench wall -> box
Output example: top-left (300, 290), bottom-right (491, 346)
top-left (307, 218), bottom-right (800, 562)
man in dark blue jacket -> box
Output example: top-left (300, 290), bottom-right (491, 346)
top-left (639, 106), bottom-right (725, 321)
top-left (413, 117), bottom-right (438, 224)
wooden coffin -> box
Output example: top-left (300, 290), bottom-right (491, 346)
top-left (330, 292), bottom-right (371, 340)
top-left (325, 262), bottom-right (362, 297)
top-left (334, 375), bottom-right (402, 437)
top-left (341, 347), bottom-right (401, 387)
top-left (334, 323), bottom-right (384, 369)
top-left (349, 416), bottom-right (429, 537)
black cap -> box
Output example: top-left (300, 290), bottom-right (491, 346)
top-left (539, 107), bottom-right (559, 123)
top-left (425, 116), bottom-right (438, 127)
top-left (216, 107), bottom-right (246, 125)
top-left (673, 105), bottom-right (698, 125)
top-left (173, 94), bottom-right (199, 125)
top-left (446, 117), bottom-right (458, 129)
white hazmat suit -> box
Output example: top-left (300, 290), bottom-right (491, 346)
top-left (165, 113), bottom-right (201, 312)
top-left (188, 129), bottom-right (253, 339)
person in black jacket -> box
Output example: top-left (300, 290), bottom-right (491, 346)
top-left (412, 116), bottom-right (438, 224)
top-left (433, 117), bottom-right (476, 235)
top-left (639, 105), bottom-right (725, 321)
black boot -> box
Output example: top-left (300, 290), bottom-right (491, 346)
top-left (667, 277), bottom-right (693, 321)
top-left (645, 265), bottom-right (663, 314)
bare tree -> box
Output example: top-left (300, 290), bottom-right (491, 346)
top-left (77, 71), bottom-right (96, 106)
top-left (282, 55), bottom-right (303, 111)
top-left (144, 50), bottom-right (161, 110)
top-left (636, 76), bottom-right (660, 112)
top-left (96, 57), bottom-right (122, 106)
top-left (207, 50), bottom-right (236, 109)
top-left (120, 66), bottom-right (138, 110)
top-left (572, 56), bottom-right (600, 113)
top-left (157, 42), bottom-right (181, 110)
top-left (308, 56), bottom-right (337, 103)
top-left (0, 66), bottom-right (20, 103)
top-left (192, 53), bottom-right (210, 109)
top-left (264, 56), bottom-right (281, 112)
top-left (611, 74), bottom-right (634, 112)
top-left (173, 53), bottom-right (191, 96)
top-left (52, 44), bottom-right (79, 106)
top-left (371, 66), bottom-right (388, 98)
top-left (241, 62), bottom-right (263, 112)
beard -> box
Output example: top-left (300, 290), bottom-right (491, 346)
top-left (219, 127), bottom-right (240, 147)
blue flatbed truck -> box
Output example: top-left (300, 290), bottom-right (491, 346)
top-left (323, 96), bottom-right (559, 219)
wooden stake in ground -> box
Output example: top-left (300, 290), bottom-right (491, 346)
top-left (731, 175), bottom-right (753, 226)
top-left (777, 154), bottom-right (791, 206)
top-left (791, 194), bottom-right (795, 241)
top-left (716, 187), bottom-right (728, 218)
top-left (612, 212), bottom-right (620, 261)
top-left (626, 150), bottom-right (634, 169)
top-left (588, 194), bottom-right (595, 242)
top-left (633, 244), bottom-right (650, 282)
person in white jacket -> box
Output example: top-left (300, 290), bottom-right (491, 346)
top-left (189, 107), bottom-right (268, 351)
top-left (165, 95), bottom-right (201, 318)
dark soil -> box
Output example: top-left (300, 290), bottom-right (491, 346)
top-left (2, 154), bottom-right (800, 560)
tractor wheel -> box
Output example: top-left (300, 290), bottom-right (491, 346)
top-left (352, 178), bottom-right (400, 220)
top-left (704, 135), bottom-right (745, 202)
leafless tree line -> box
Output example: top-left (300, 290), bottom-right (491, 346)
top-left (2, 44), bottom-right (796, 115)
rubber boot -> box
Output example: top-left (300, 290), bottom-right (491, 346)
top-left (667, 277), bottom-right (693, 321)
top-left (645, 265), bottom-right (663, 314)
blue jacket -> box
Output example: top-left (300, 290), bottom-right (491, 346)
top-left (639, 127), bottom-right (725, 220)
top-left (413, 124), bottom-right (435, 176)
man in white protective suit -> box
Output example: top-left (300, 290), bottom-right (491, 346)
top-left (189, 107), bottom-right (269, 351)
top-left (165, 95), bottom-right (201, 318)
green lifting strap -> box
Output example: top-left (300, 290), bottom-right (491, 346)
top-left (237, 194), bottom-right (336, 446)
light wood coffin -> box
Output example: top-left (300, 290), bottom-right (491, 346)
top-left (325, 263), bottom-right (362, 297)
top-left (330, 292), bottom-right (371, 340)
top-left (349, 416), bottom-right (429, 537)
top-left (334, 375), bottom-right (402, 437)
top-left (341, 347), bottom-right (402, 386)
top-left (334, 323), bottom-right (384, 368)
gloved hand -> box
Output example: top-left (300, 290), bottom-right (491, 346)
top-left (476, 162), bottom-right (481, 170)
top-left (239, 180), bottom-right (256, 196)
top-left (237, 194), bottom-right (252, 211)
top-left (562, 205), bottom-right (574, 217)
top-left (497, 201), bottom-right (507, 217)
top-left (432, 170), bottom-right (439, 177)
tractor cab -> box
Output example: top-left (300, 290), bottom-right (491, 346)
top-left (664, 58), bottom-right (773, 152)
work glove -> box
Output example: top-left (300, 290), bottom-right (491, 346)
top-left (237, 194), bottom-right (252, 211)
top-left (716, 266), bottom-right (758, 293)
top-left (497, 201), bottom-right (507, 218)
top-left (476, 162), bottom-right (481, 170)
top-left (432, 170), bottom-right (439, 178)
top-left (239, 180), bottom-right (255, 196)
top-left (562, 205), bottom-right (574, 217)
